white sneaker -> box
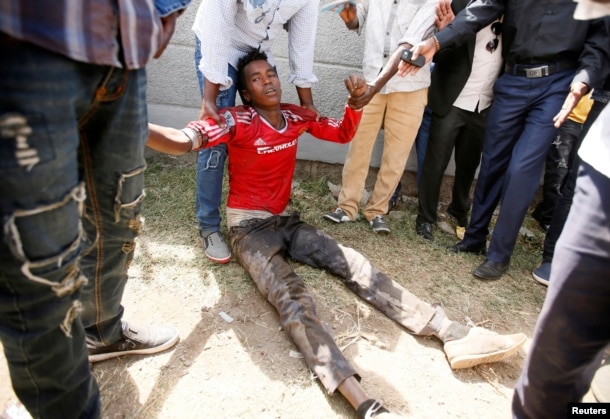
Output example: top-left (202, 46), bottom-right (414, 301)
top-left (444, 327), bottom-right (526, 369)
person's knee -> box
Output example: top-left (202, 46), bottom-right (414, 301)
top-left (197, 147), bottom-right (227, 171)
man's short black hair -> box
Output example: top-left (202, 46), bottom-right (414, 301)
top-left (237, 49), bottom-right (272, 89)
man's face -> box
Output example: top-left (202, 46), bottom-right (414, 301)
top-left (242, 60), bottom-right (282, 107)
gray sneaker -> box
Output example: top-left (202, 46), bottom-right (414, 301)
top-left (201, 230), bottom-right (232, 264)
top-left (88, 321), bottom-right (180, 363)
top-left (323, 207), bottom-right (352, 223)
top-left (370, 215), bottom-right (391, 234)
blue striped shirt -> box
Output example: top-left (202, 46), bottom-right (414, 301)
top-left (0, 0), bottom-right (185, 69)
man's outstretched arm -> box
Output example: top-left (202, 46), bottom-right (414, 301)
top-left (147, 123), bottom-right (204, 155)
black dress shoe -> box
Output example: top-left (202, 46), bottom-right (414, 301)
top-left (415, 221), bottom-right (434, 242)
top-left (447, 241), bottom-right (487, 255)
top-left (473, 260), bottom-right (509, 280)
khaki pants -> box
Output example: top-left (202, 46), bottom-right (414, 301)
top-left (338, 89), bottom-right (427, 221)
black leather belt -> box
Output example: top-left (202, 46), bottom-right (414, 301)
top-left (504, 61), bottom-right (577, 78)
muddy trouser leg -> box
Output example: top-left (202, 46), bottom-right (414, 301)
top-left (282, 214), bottom-right (437, 335)
top-left (0, 35), bottom-right (100, 418)
top-left (230, 216), bottom-right (360, 394)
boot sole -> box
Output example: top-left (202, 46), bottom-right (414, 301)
top-left (448, 334), bottom-right (527, 369)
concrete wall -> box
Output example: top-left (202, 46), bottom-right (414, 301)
top-left (146, 0), bottom-right (427, 173)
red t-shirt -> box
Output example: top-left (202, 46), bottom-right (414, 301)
top-left (187, 103), bottom-right (361, 214)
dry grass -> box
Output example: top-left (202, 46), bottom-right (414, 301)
top-left (0, 150), bottom-right (551, 418)
top-left (142, 150), bottom-right (548, 334)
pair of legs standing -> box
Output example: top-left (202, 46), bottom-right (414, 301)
top-left (454, 69), bottom-right (573, 279)
top-left (513, 162), bottom-right (610, 418)
top-left (415, 105), bottom-right (487, 241)
top-left (0, 36), bottom-right (177, 418)
top-left (193, 37), bottom-right (235, 264)
top-left (532, 99), bottom-right (605, 285)
top-left (326, 89), bottom-right (427, 233)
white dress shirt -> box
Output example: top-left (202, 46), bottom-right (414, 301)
top-left (453, 20), bottom-right (503, 112)
top-left (355, 0), bottom-right (437, 94)
top-left (193, 0), bottom-right (319, 90)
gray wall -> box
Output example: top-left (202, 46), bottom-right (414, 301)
top-left (147, 0), bottom-right (423, 172)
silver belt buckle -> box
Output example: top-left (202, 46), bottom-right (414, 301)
top-left (525, 66), bottom-right (549, 78)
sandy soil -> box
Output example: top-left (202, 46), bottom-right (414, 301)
top-left (0, 160), bottom-right (563, 419)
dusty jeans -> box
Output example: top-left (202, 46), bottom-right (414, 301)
top-left (229, 213), bottom-right (436, 393)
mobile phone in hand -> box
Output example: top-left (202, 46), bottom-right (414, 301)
top-left (400, 49), bottom-right (425, 67)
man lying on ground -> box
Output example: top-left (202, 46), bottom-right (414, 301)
top-left (147, 49), bottom-right (526, 419)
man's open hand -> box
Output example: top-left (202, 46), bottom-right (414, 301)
top-left (553, 82), bottom-right (590, 128)
top-left (435, 0), bottom-right (454, 31)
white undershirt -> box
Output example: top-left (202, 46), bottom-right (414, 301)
top-left (452, 20), bottom-right (503, 113)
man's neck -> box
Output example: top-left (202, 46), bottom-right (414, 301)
top-left (253, 105), bottom-right (286, 130)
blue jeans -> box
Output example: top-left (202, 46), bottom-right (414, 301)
top-left (193, 37), bottom-right (238, 233)
top-left (414, 105), bottom-right (432, 189)
top-left (0, 35), bottom-right (148, 417)
top-left (414, 63), bottom-right (434, 189)
top-left (462, 70), bottom-right (573, 263)
top-left (513, 162), bottom-right (610, 418)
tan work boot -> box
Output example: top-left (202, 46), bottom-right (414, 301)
top-left (444, 327), bottom-right (527, 369)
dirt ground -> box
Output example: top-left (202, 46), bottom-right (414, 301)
top-left (0, 276), bottom-right (533, 419)
top-left (0, 158), bottom-right (578, 419)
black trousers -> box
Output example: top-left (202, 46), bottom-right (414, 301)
top-left (542, 100), bottom-right (607, 262)
top-left (533, 118), bottom-right (583, 227)
top-left (416, 105), bottom-right (488, 225)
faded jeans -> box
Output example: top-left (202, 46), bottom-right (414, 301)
top-left (193, 37), bottom-right (236, 233)
top-left (1, 34), bottom-right (148, 418)
top-left (229, 213), bottom-right (436, 394)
